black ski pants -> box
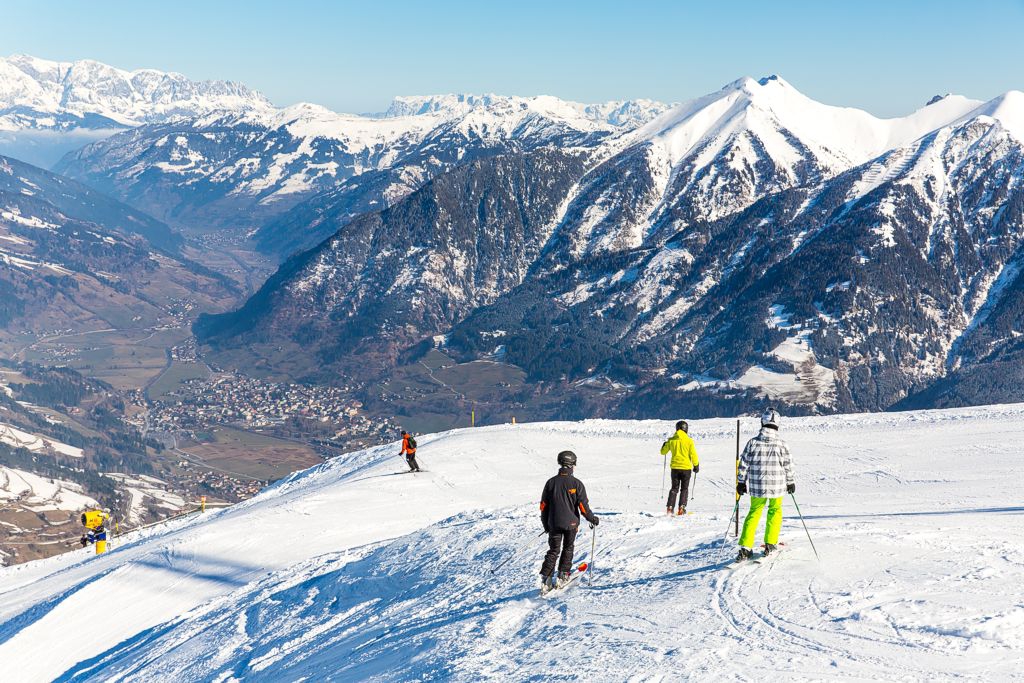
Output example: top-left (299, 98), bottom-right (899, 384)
top-left (667, 468), bottom-right (692, 510)
top-left (406, 453), bottom-right (420, 471)
top-left (540, 528), bottom-right (578, 576)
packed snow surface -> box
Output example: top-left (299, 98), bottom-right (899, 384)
top-left (1, 406), bottom-right (1022, 680)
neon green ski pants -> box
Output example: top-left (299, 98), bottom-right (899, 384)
top-left (740, 496), bottom-right (783, 548)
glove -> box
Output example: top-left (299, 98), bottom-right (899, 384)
top-left (736, 482), bottom-right (747, 495)
top-left (693, 465), bottom-right (699, 474)
top-left (80, 535), bottom-right (88, 547)
top-left (589, 517), bottom-right (600, 528)
top-left (787, 483), bottom-right (796, 494)
top-left (543, 524), bottom-right (550, 534)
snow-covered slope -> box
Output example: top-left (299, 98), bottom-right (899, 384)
top-left (2, 406), bottom-right (1022, 680)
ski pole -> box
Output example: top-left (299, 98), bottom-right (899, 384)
top-left (790, 494), bottom-right (820, 562)
top-left (489, 530), bottom-right (546, 574)
top-left (690, 472), bottom-right (697, 503)
top-left (589, 524), bottom-right (597, 586)
top-left (723, 498), bottom-right (740, 541)
top-left (660, 453), bottom-right (667, 502)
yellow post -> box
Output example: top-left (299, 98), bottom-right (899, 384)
top-left (511, 416), bottom-right (516, 425)
top-left (471, 410), bottom-right (475, 427)
top-left (200, 495), bottom-right (207, 513)
top-left (95, 539), bottom-right (107, 555)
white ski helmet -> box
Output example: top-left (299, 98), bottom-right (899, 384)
top-left (761, 408), bottom-right (781, 429)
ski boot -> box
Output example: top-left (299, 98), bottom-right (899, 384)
top-left (762, 543), bottom-right (777, 557)
top-left (556, 570), bottom-right (572, 588)
top-left (677, 507), bottom-right (686, 516)
top-left (735, 547), bottom-right (753, 563)
top-left (540, 574), bottom-right (555, 594)
top-left (666, 507), bottom-right (673, 516)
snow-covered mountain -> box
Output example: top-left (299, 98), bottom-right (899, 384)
top-left (57, 90), bottom-right (672, 244)
top-left (0, 54), bottom-right (272, 127)
top-left (1, 407), bottom-right (1021, 680)
top-left (443, 88), bottom-right (1024, 414)
top-left (379, 92), bottom-right (674, 129)
top-left (256, 77), bottom-right (981, 262)
top-left (0, 54), bottom-right (272, 166)
top-left (538, 76), bottom-right (983, 264)
top-left (0, 153), bottom-right (233, 342)
top-left (197, 81), bottom-right (1024, 415)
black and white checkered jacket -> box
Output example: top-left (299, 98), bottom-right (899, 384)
top-left (738, 427), bottom-right (794, 498)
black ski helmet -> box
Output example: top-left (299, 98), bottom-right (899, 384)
top-left (557, 450), bottom-right (577, 467)
top-left (676, 420), bottom-right (688, 433)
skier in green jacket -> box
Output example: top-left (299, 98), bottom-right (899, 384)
top-left (660, 420), bottom-right (699, 515)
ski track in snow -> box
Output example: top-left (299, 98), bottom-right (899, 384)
top-left (1, 407), bottom-right (1024, 680)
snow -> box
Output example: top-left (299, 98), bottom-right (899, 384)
top-left (633, 76), bottom-right (982, 171)
top-left (0, 466), bottom-right (97, 511)
top-left (0, 421), bottom-right (83, 457)
top-left (1, 406), bottom-right (1023, 680)
top-left (958, 90), bottom-right (1024, 143)
top-left (380, 93), bottom-right (671, 129)
top-left (104, 474), bottom-right (187, 526)
top-left (732, 305), bottom-right (838, 406)
top-left (0, 54), bottom-right (273, 128)
top-left (0, 208), bottom-right (57, 230)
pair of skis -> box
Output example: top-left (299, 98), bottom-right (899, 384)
top-left (726, 543), bottom-right (785, 570)
top-left (539, 561), bottom-right (589, 596)
top-left (539, 526), bottom-right (598, 597)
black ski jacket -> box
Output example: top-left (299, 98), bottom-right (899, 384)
top-left (540, 467), bottom-right (598, 532)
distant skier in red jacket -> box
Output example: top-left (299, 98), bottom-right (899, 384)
top-left (400, 430), bottom-right (421, 472)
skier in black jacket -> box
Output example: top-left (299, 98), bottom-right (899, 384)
top-left (539, 450), bottom-right (599, 590)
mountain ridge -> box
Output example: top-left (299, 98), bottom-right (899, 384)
top-left (197, 78), bottom-right (1024, 417)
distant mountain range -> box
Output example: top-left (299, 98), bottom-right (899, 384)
top-left (54, 91), bottom-right (672, 246)
top-left (196, 76), bottom-right (1024, 417)
top-left (4, 54), bottom-right (1024, 417)
top-left (0, 54), bottom-right (271, 166)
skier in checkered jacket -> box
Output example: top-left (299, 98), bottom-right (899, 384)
top-left (735, 408), bottom-right (795, 562)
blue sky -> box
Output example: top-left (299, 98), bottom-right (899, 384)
top-left (4, 0), bottom-right (1022, 116)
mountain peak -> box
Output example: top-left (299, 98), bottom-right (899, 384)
top-left (721, 74), bottom-right (796, 96)
top-left (963, 89), bottom-right (1024, 142)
